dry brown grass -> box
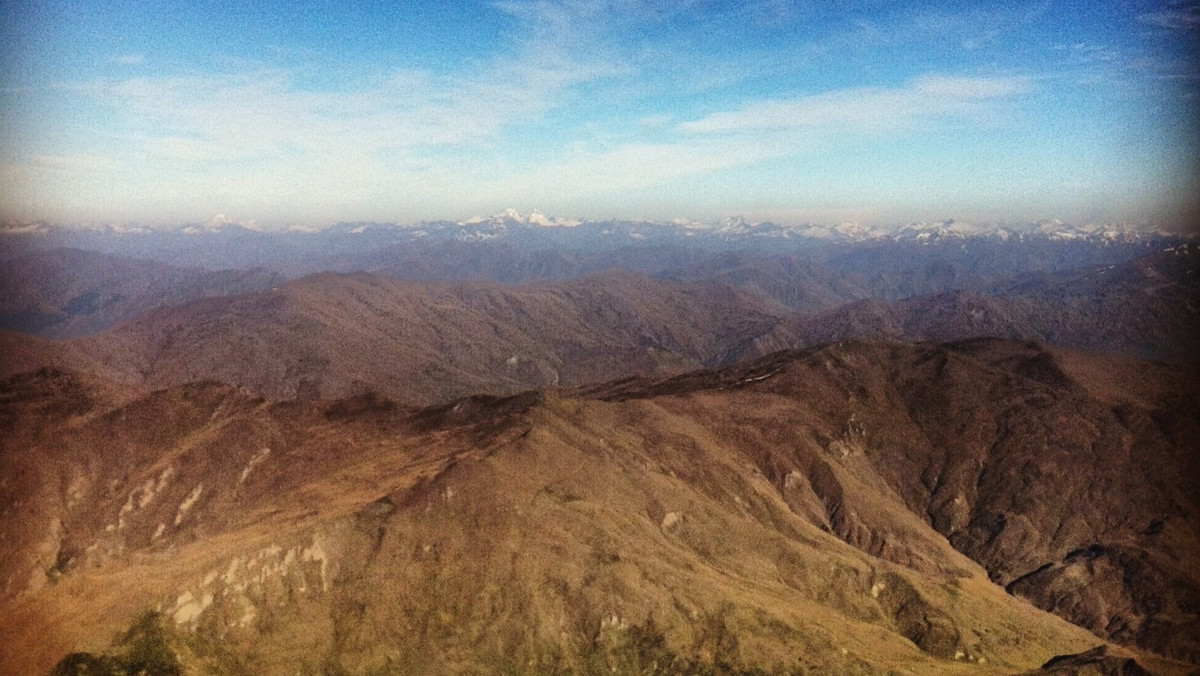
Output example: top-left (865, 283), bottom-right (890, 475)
top-left (2, 339), bottom-right (1196, 675)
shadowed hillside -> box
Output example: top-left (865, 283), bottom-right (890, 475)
top-left (785, 244), bottom-right (1200, 362)
top-left (0, 248), bottom-right (283, 338)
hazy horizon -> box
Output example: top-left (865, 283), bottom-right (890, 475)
top-left (5, 208), bottom-right (1198, 235)
top-left (3, 1), bottom-right (1198, 229)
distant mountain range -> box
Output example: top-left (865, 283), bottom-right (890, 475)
top-left (5, 210), bottom-right (1184, 242)
top-left (2, 242), bottom-right (1194, 400)
top-left (2, 215), bottom-right (1193, 350)
top-left (3, 212), bottom-right (1187, 272)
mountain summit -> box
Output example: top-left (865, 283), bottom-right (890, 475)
top-left (460, 209), bottom-right (582, 229)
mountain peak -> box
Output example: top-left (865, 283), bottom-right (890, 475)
top-left (459, 209), bottom-right (581, 228)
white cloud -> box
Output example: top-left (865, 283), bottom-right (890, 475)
top-left (912, 75), bottom-right (1032, 98)
top-left (472, 72), bottom-right (1037, 208)
top-left (1053, 42), bottom-right (1121, 65)
top-left (85, 39), bottom-right (615, 170)
top-left (7, 0), bottom-right (1067, 224)
top-left (1137, 6), bottom-right (1200, 30)
top-left (108, 54), bottom-right (145, 65)
top-left (65, 64), bottom-right (1035, 217)
top-left (28, 2), bottom-right (634, 224)
top-left (679, 75), bottom-right (1032, 134)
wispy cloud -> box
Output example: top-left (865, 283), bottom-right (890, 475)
top-left (483, 74), bottom-right (1034, 205)
top-left (1052, 42), bottom-right (1122, 65)
top-left (1049, 33), bottom-right (1197, 92)
top-left (913, 75), bottom-right (1032, 98)
top-left (108, 54), bottom-right (145, 65)
top-left (1137, 3), bottom-right (1200, 30)
top-left (26, 4), bottom-right (626, 220)
top-left (679, 75), bottom-right (1031, 134)
top-left (866, 2), bottom-right (1051, 52)
top-left (42, 61), bottom-right (1035, 221)
top-left (84, 48), bottom-right (612, 168)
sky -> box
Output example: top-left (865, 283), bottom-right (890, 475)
top-left (1, 0), bottom-right (1197, 228)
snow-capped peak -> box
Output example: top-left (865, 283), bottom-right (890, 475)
top-left (179, 214), bottom-right (262, 235)
top-left (526, 210), bottom-right (580, 227)
top-left (715, 216), bottom-right (762, 235)
top-left (0, 220), bottom-right (54, 235)
top-left (670, 217), bottom-right (707, 229)
top-left (460, 209), bottom-right (580, 228)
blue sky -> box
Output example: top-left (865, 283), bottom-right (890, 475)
top-left (1, 0), bottom-right (1197, 227)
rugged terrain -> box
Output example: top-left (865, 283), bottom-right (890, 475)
top-left (2, 222), bottom-right (1197, 674)
top-left (2, 241), bottom-right (1196, 408)
top-left (2, 338), bottom-right (1197, 675)
top-left (786, 244), bottom-right (1200, 361)
top-left (1, 269), bottom-right (801, 404)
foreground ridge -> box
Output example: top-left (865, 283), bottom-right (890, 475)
top-left (2, 339), bottom-right (1197, 674)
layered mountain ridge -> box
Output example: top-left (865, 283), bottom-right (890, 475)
top-left (4, 213), bottom-right (1187, 275)
top-left (2, 242), bottom-right (1194, 407)
top-left (2, 223), bottom-right (1197, 675)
